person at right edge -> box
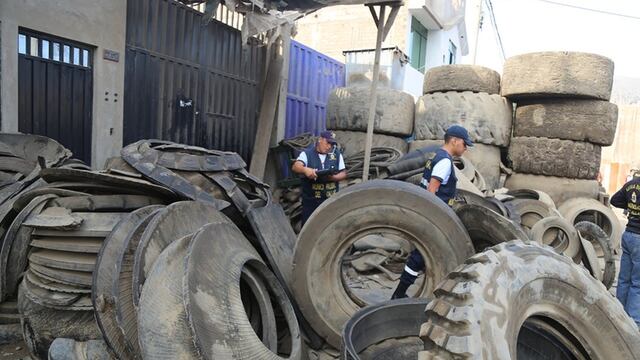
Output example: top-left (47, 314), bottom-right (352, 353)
top-left (391, 124), bottom-right (473, 300)
top-left (611, 177), bottom-right (640, 328)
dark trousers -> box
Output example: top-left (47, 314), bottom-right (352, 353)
top-left (301, 198), bottom-right (324, 227)
top-left (399, 249), bottom-right (425, 285)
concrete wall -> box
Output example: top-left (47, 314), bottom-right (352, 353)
top-left (0, 0), bottom-right (127, 168)
top-left (423, 26), bottom-right (463, 69)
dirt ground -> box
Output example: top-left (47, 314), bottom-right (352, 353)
top-left (0, 341), bottom-right (29, 359)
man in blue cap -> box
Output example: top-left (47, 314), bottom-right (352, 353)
top-left (391, 124), bottom-right (473, 299)
top-left (292, 131), bottom-right (347, 226)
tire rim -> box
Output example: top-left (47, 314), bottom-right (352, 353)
top-left (337, 225), bottom-right (432, 307)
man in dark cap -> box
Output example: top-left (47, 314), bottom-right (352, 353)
top-left (391, 124), bottom-right (473, 299)
top-left (292, 131), bottom-right (347, 226)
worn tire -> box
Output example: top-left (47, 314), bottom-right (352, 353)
top-left (507, 198), bottom-right (551, 231)
top-left (575, 221), bottom-right (616, 289)
top-left (414, 92), bottom-right (513, 146)
top-left (501, 52), bottom-right (614, 100)
top-left (455, 204), bottom-right (528, 252)
top-left (558, 197), bottom-right (623, 252)
top-left (508, 137), bottom-right (601, 179)
top-left (529, 216), bottom-right (580, 259)
top-left (326, 86), bottom-right (415, 136)
top-left (419, 241), bottom-right (640, 359)
top-left (292, 180), bottom-right (474, 348)
top-left (423, 65), bottom-right (500, 95)
top-left (333, 131), bottom-right (408, 159)
top-left (504, 173), bottom-right (600, 207)
top-left (514, 100), bottom-right (618, 145)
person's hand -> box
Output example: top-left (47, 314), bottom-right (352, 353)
top-left (304, 167), bottom-right (317, 180)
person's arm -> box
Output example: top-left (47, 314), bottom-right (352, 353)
top-left (427, 178), bottom-right (442, 194)
top-left (291, 153), bottom-right (317, 180)
top-left (610, 184), bottom-right (628, 209)
top-left (427, 158), bottom-right (451, 194)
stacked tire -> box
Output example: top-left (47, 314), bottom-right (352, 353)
top-left (412, 65), bottom-right (512, 189)
top-left (326, 78), bottom-right (411, 158)
top-left (503, 52), bottom-right (617, 206)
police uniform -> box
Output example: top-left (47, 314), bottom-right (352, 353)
top-left (296, 144), bottom-right (345, 225)
top-left (611, 177), bottom-right (640, 326)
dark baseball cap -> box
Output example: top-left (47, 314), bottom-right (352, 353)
top-left (320, 131), bottom-right (337, 144)
top-left (445, 125), bottom-right (473, 147)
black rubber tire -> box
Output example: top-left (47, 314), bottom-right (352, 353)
top-left (333, 131), bottom-right (408, 159)
top-left (92, 205), bottom-right (162, 360)
top-left (501, 52), bottom-right (614, 101)
top-left (292, 180), bottom-right (474, 348)
top-left (423, 65), bottom-right (500, 95)
top-left (184, 222), bottom-right (302, 359)
top-left (505, 188), bottom-right (556, 210)
top-left (414, 92), bottom-right (513, 146)
top-left (18, 282), bottom-right (101, 359)
top-left (575, 221), bottom-right (616, 289)
top-left (513, 99), bottom-right (618, 146)
top-left (326, 86), bottom-right (415, 137)
top-left (558, 197), bottom-right (623, 252)
top-left (508, 137), bottom-right (601, 179)
top-left (529, 216), bottom-right (580, 259)
top-left (419, 241), bottom-right (640, 359)
top-left (455, 204), bottom-right (529, 252)
top-left (505, 173), bottom-right (600, 207)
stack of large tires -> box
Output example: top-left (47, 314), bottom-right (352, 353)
top-left (412, 65), bottom-right (512, 189)
top-left (503, 52), bottom-right (617, 206)
top-left (326, 76), bottom-right (411, 158)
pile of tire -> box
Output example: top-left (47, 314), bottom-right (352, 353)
top-left (326, 75), bottom-right (411, 158)
top-left (503, 52), bottom-right (617, 206)
top-left (412, 64), bottom-right (512, 190)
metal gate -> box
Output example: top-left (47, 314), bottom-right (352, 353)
top-left (123, 0), bottom-right (265, 162)
top-left (18, 29), bottom-right (93, 164)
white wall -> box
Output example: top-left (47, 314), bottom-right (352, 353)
top-left (424, 26), bottom-right (464, 70)
top-left (0, 0), bottom-right (127, 168)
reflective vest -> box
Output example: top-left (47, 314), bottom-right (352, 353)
top-left (301, 145), bottom-right (341, 202)
top-left (421, 148), bottom-right (457, 206)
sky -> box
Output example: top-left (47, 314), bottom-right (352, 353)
top-left (466, 0), bottom-right (640, 78)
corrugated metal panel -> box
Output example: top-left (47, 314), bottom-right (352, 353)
top-left (123, 0), bottom-right (265, 162)
top-left (285, 40), bottom-right (344, 138)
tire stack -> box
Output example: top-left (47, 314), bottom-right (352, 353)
top-left (503, 52), bottom-right (617, 206)
top-left (326, 76), bottom-right (412, 158)
top-left (412, 65), bottom-right (512, 190)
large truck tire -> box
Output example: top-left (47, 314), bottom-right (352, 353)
top-left (414, 92), bottom-right (512, 146)
top-left (558, 197), bottom-right (622, 252)
top-left (508, 137), bottom-right (601, 179)
top-left (292, 180), bottom-right (474, 348)
top-left (504, 173), bottom-right (600, 207)
top-left (326, 86), bottom-right (415, 136)
top-left (501, 52), bottom-right (614, 101)
top-left (514, 100), bottom-right (618, 145)
top-left (419, 241), bottom-right (640, 359)
top-left (422, 65), bottom-right (500, 95)
top-left (333, 131), bottom-right (408, 159)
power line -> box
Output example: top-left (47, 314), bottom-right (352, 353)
top-left (529, 0), bottom-right (640, 21)
top-left (484, 0), bottom-right (506, 60)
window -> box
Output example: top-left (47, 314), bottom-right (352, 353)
top-left (17, 31), bottom-right (92, 68)
top-left (410, 17), bottom-right (428, 73)
top-left (448, 40), bottom-right (457, 64)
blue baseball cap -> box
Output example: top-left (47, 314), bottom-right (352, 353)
top-left (320, 131), bottom-right (337, 144)
top-left (445, 125), bottom-right (473, 147)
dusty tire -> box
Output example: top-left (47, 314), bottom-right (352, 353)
top-left (326, 86), bottom-right (415, 136)
top-left (501, 52), bottom-right (614, 100)
top-left (184, 222), bottom-right (302, 359)
top-left (508, 137), bottom-right (601, 179)
top-left (558, 197), bottom-right (623, 252)
top-left (507, 199), bottom-right (551, 231)
top-left (419, 241), bottom-right (640, 359)
top-left (575, 221), bottom-right (616, 289)
top-left (529, 216), bottom-right (580, 259)
top-left (504, 173), bottom-right (600, 207)
top-left (333, 131), bottom-right (408, 159)
top-left (292, 180), bottom-right (474, 348)
top-left (414, 92), bottom-right (513, 146)
top-left (422, 65), bottom-right (500, 95)
top-left (455, 204), bottom-right (528, 252)
top-left (514, 100), bottom-right (618, 145)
